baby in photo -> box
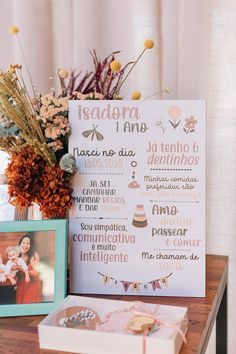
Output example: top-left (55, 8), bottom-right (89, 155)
top-left (0, 254), bottom-right (6, 283)
top-left (4, 246), bottom-right (30, 285)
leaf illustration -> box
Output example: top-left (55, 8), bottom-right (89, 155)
top-left (168, 120), bottom-right (181, 129)
top-left (174, 120), bottom-right (181, 129)
top-left (168, 120), bottom-right (176, 128)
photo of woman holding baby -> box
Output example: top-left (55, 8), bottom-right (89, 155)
top-left (0, 230), bottom-right (55, 305)
top-left (15, 234), bottom-right (42, 304)
top-left (0, 220), bottom-right (66, 317)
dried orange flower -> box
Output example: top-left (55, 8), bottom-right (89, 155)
top-left (6, 146), bottom-right (45, 207)
top-left (36, 165), bottom-right (73, 218)
top-left (6, 146), bottom-right (72, 217)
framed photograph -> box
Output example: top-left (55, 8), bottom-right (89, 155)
top-left (0, 219), bottom-right (67, 316)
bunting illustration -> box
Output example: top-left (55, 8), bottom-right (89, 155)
top-left (98, 272), bottom-right (173, 292)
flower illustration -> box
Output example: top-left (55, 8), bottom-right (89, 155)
top-left (156, 120), bottom-right (166, 134)
top-left (168, 105), bottom-right (181, 129)
top-left (184, 116), bottom-right (198, 133)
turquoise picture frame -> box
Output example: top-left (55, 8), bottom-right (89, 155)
top-left (0, 219), bottom-right (67, 317)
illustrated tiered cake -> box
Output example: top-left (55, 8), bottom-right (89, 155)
top-left (132, 204), bottom-right (148, 228)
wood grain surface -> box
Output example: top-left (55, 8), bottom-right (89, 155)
top-left (0, 254), bottom-right (228, 354)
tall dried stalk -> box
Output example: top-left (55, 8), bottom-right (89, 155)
top-left (0, 69), bottom-right (56, 165)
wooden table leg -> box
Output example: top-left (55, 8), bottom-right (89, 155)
top-left (216, 284), bottom-right (227, 354)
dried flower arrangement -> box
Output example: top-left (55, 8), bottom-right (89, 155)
top-left (0, 26), bottom-right (169, 218)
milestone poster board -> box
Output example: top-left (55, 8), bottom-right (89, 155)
top-left (69, 100), bottom-right (206, 296)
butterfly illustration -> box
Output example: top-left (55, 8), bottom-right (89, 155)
top-left (82, 124), bottom-right (104, 141)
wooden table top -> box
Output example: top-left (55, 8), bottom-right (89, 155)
top-left (0, 254), bottom-right (228, 354)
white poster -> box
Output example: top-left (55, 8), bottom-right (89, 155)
top-left (69, 100), bottom-right (206, 296)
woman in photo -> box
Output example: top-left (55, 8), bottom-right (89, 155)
top-left (15, 234), bottom-right (42, 304)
